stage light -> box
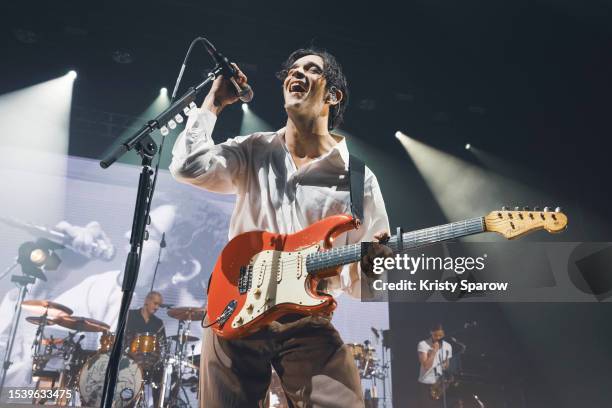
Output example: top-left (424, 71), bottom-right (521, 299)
top-left (0, 74), bottom-right (75, 221)
top-left (242, 103), bottom-right (249, 112)
top-left (395, 131), bottom-right (404, 139)
top-left (396, 134), bottom-right (550, 229)
top-left (17, 239), bottom-right (64, 281)
top-left (29, 248), bottom-right (47, 266)
top-left (67, 70), bottom-right (77, 80)
top-left (160, 87), bottom-right (168, 95)
top-left (465, 143), bottom-right (471, 150)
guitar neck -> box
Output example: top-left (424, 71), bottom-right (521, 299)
top-left (305, 217), bottom-right (485, 274)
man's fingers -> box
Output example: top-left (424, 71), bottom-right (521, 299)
top-left (231, 63), bottom-right (248, 85)
top-left (373, 231), bottom-right (390, 242)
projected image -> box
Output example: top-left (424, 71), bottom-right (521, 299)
top-left (0, 152), bottom-right (389, 403)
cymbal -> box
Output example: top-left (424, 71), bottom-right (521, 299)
top-left (167, 307), bottom-right (205, 321)
top-left (26, 316), bottom-right (57, 326)
top-left (167, 334), bottom-right (199, 343)
top-left (41, 337), bottom-right (64, 346)
top-left (22, 300), bottom-right (73, 317)
top-left (55, 315), bottom-right (110, 332)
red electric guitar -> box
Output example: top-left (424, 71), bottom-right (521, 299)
top-left (205, 207), bottom-right (568, 339)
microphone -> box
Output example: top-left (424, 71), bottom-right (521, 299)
top-left (160, 232), bottom-right (167, 248)
top-left (202, 39), bottom-right (254, 103)
top-left (0, 216), bottom-right (114, 260)
top-left (449, 336), bottom-right (467, 350)
top-left (371, 327), bottom-right (380, 338)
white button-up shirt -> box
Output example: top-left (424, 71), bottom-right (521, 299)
top-left (170, 108), bottom-right (389, 297)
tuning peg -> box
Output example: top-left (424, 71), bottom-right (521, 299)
top-left (514, 206), bottom-right (520, 211)
top-left (555, 206), bottom-right (562, 213)
top-left (533, 206), bottom-right (540, 211)
top-left (523, 206), bottom-right (530, 211)
top-left (501, 206), bottom-right (508, 211)
top-left (543, 206), bottom-right (550, 212)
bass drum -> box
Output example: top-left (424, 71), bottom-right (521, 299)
top-left (79, 352), bottom-right (143, 407)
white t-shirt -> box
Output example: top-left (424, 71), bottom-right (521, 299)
top-left (417, 339), bottom-right (453, 384)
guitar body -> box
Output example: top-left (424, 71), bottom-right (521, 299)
top-left (205, 207), bottom-right (568, 339)
top-left (205, 214), bottom-right (357, 339)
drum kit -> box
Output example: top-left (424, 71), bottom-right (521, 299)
top-left (347, 341), bottom-right (380, 379)
top-left (21, 299), bottom-right (203, 407)
top-left (346, 336), bottom-right (391, 408)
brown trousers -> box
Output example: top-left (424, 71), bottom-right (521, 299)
top-left (199, 315), bottom-right (365, 408)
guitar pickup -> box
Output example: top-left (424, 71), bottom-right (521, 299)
top-left (238, 265), bottom-right (253, 294)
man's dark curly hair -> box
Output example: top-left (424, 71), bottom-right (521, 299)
top-left (276, 48), bottom-right (349, 130)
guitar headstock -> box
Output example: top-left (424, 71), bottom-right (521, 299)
top-left (484, 206), bottom-right (568, 239)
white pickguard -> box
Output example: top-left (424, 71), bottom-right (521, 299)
top-left (231, 245), bottom-right (324, 329)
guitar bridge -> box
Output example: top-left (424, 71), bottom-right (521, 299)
top-left (238, 265), bottom-right (253, 294)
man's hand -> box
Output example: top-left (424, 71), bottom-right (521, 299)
top-left (360, 231), bottom-right (393, 279)
top-left (203, 63), bottom-right (248, 116)
top-left (54, 221), bottom-right (115, 260)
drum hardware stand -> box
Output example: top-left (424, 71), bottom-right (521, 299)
top-left (0, 271), bottom-right (37, 398)
top-left (369, 327), bottom-right (391, 408)
top-left (99, 44), bottom-right (228, 407)
top-left (165, 319), bottom-right (193, 408)
top-left (149, 232), bottom-right (166, 292)
top-left (60, 333), bottom-right (82, 407)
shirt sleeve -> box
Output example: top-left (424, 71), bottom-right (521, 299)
top-left (417, 340), bottom-right (430, 354)
top-left (169, 108), bottom-right (249, 194)
top-left (328, 171), bottom-right (390, 299)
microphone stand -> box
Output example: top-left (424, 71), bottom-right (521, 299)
top-left (0, 273), bottom-right (36, 397)
top-left (441, 348), bottom-right (448, 408)
top-left (98, 63), bottom-right (225, 408)
top-left (149, 233), bottom-right (166, 292)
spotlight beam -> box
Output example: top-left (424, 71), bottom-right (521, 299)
top-left (395, 132), bottom-right (554, 238)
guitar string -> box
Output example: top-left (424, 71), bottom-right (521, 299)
top-left (245, 215), bottom-right (550, 280)
top-left (266, 219), bottom-right (486, 271)
top-left (250, 216), bottom-right (547, 271)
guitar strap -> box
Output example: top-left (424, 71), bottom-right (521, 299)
top-left (348, 154), bottom-right (365, 224)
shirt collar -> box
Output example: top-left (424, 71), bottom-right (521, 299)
top-left (276, 128), bottom-right (350, 169)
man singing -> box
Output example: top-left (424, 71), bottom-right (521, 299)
top-left (417, 323), bottom-right (453, 407)
top-left (170, 48), bottom-right (390, 407)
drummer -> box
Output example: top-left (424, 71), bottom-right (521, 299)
top-left (126, 291), bottom-right (166, 407)
top-left (126, 291), bottom-right (166, 341)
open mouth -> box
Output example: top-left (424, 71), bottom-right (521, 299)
top-left (288, 81), bottom-right (307, 96)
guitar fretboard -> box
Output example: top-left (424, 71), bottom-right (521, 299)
top-left (305, 217), bottom-right (485, 273)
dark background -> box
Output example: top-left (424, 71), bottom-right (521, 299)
top-left (1, 1), bottom-right (611, 406)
